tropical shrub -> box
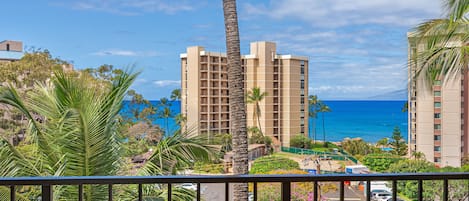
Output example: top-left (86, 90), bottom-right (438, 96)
top-left (0, 71), bottom-right (215, 201)
top-left (290, 134), bottom-right (312, 149)
top-left (388, 159), bottom-right (469, 200)
top-left (250, 156), bottom-right (299, 174)
top-left (362, 154), bottom-right (403, 172)
top-left (251, 169), bottom-right (337, 201)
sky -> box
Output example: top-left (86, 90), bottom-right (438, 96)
top-left (0, 0), bottom-right (444, 100)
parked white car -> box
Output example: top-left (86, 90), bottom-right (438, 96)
top-left (179, 183), bottom-right (197, 191)
top-left (373, 192), bottom-right (392, 201)
top-left (371, 189), bottom-right (390, 198)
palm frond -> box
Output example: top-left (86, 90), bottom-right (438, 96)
top-left (139, 131), bottom-right (217, 176)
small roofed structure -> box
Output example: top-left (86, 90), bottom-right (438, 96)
top-left (0, 40), bottom-right (23, 62)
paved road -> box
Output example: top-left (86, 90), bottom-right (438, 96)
top-left (199, 182), bottom-right (366, 201)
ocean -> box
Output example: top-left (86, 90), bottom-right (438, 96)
top-left (121, 100), bottom-right (408, 143)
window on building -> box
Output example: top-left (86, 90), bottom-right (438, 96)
top-left (434, 135), bottom-right (441, 141)
top-left (434, 124), bottom-right (441, 130)
top-left (434, 146), bottom-right (441, 152)
top-left (434, 113), bottom-right (441, 119)
top-left (434, 157), bottom-right (441, 163)
top-left (434, 102), bottom-right (441, 108)
top-left (434, 91), bottom-right (441, 96)
top-left (6, 44), bottom-right (10, 51)
top-left (434, 80), bottom-right (441, 85)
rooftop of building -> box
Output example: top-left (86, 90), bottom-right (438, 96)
top-left (180, 41), bottom-right (308, 61)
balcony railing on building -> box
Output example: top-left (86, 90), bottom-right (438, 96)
top-left (1, 173), bottom-right (468, 201)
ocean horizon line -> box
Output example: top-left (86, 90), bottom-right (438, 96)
top-left (135, 99), bottom-right (408, 102)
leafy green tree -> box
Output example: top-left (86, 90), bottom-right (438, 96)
top-left (248, 127), bottom-right (273, 154)
top-left (290, 134), bottom-right (313, 149)
top-left (388, 158), bottom-right (469, 200)
top-left (341, 138), bottom-right (377, 156)
top-left (390, 126), bottom-right (407, 156)
top-left (247, 87), bottom-right (268, 136)
top-left (363, 154), bottom-right (403, 172)
top-left (0, 50), bottom-right (69, 89)
top-left (376, 137), bottom-right (389, 149)
top-left (411, 0), bottom-right (468, 87)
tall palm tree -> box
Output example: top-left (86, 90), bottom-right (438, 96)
top-left (412, 0), bottom-right (468, 86)
top-left (170, 89), bottom-right (181, 101)
top-left (223, 0), bottom-right (249, 200)
top-left (0, 71), bottom-right (137, 200)
top-left (318, 102), bottom-right (331, 144)
top-left (247, 87), bottom-right (268, 136)
top-left (308, 95), bottom-right (320, 142)
top-left (158, 106), bottom-right (174, 136)
top-left (159, 97), bottom-right (171, 107)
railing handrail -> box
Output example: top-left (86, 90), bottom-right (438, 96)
top-left (1, 172), bottom-right (469, 186)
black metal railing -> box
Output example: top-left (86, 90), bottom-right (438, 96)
top-left (1, 173), bottom-right (468, 201)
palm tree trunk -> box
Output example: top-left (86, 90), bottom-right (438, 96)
top-left (322, 112), bottom-right (326, 145)
top-left (165, 118), bottom-right (169, 136)
top-left (313, 118), bottom-right (317, 143)
top-left (223, 0), bottom-right (248, 200)
top-left (256, 103), bottom-right (263, 136)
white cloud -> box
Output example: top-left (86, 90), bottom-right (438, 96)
top-left (92, 49), bottom-right (159, 57)
top-left (67, 0), bottom-right (195, 15)
top-left (243, 0), bottom-right (441, 27)
top-left (153, 80), bottom-right (181, 87)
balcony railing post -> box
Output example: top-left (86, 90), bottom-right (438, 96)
top-left (108, 184), bottom-right (113, 201)
top-left (253, 182), bottom-right (258, 201)
top-left (138, 184), bottom-right (143, 201)
top-left (42, 184), bottom-right (53, 201)
top-left (225, 182), bottom-right (229, 201)
top-left (418, 180), bottom-right (423, 201)
top-left (366, 180), bottom-right (371, 201)
top-left (78, 184), bottom-right (83, 201)
top-left (313, 181), bottom-right (318, 201)
top-left (197, 183), bottom-right (201, 201)
top-left (392, 180), bottom-right (397, 200)
top-left (10, 185), bottom-right (15, 201)
top-left (281, 181), bottom-right (291, 201)
top-left (443, 179), bottom-right (448, 201)
top-left (339, 181), bottom-right (344, 201)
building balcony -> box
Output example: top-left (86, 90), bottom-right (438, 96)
top-left (2, 173), bottom-right (468, 201)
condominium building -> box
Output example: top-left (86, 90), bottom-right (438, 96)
top-left (408, 34), bottom-right (468, 167)
top-left (180, 41), bottom-right (308, 147)
top-left (0, 40), bottom-right (23, 62)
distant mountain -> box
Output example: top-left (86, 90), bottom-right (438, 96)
top-left (368, 89), bottom-right (407, 100)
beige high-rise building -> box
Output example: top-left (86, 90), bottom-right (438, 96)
top-left (408, 33), bottom-right (468, 167)
top-left (180, 41), bottom-right (308, 147)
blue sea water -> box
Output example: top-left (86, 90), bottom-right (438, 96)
top-left (312, 101), bottom-right (408, 143)
top-left (121, 100), bottom-right (407, 143)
